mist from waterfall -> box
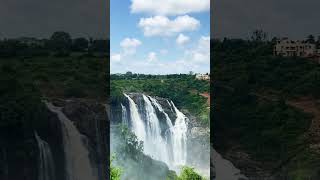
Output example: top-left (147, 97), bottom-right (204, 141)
top-left (45, 102), bottom-right (98, 180)
top-left (123, 93), bottom-right (188, 172)
top-left (34, 132), bottom-right (56, 180)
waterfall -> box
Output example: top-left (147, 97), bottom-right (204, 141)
top-left (212, 148), bottom-right (247, 180)
top-left (123, 93), bottom-right (188, 171)
top-left (142, 94), bottom-right (170, 164)
top-left (45, 102), bottom-right (98, 180)
top-left (34, 132), bottom-right (56, 180)
top-left (170, 101), bottom-right (188, 166)
top-left (149, 96), bottom-right (173, 128)
top-left (121, 103), bottom-right (128, 125)
top-left (124, 93), bottom-right (146, 143)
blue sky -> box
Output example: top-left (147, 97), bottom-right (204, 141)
top-left (110, 0), bottom-right (210, 74)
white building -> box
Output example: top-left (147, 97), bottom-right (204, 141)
top-left (274, 38), bottom-right (317, 57)
top-left (195, 73), bottom-right (210, 80)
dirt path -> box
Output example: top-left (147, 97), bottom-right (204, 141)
top-left (287, 97), bottom-right (320, 149)
top-left (200, 92), bottom-right (210, 106)
top-left (190, 90), bottom-right (210, 107)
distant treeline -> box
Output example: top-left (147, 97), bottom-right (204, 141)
top-left (111, 72), bottom-right (198, 80)
top-left (0, 31), bottom-right (109, 57)
top-left (213, 29), bottom-right (320, 46)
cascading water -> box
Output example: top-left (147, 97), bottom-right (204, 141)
top-left (121, 104), bottom-right (128, 125)
top-left (170, 101), bottom-right (188, 166)
top-left (123, 93), bottom-right (188, 171)
top-left (149, 97), bottom-right (173, 128)
top-left (142, 94), bottom-right (170, 164)
top-left (45, 102), bottom-right (97, 180)
top-left (34, 132), bottom-right (56, 180)
top-left (123, 94), bottom-right (146, 143)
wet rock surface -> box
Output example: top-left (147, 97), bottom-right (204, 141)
top-left (51, 98), bottom-right (108, 180)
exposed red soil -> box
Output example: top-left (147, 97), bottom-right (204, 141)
top-left (200, 92), bottom-right (210, 106)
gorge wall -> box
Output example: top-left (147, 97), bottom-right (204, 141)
top-left (0, 98), bottom-right (108, 180)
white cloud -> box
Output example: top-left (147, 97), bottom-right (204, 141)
top-left (147, 52), bottom-right (157, 62)
top-left (111, 53), bottom-right (121, 62)
top-left (131, 0), bottom-right (210, 16)
top-left (186, 36), bottom-right (210, 64)
top-left (111, 35), bottom-right (210, 74)
top-left (159, 49), bottom-right (168, 55)
top-left (120, 38), bottom-right (142, 55)
top-left (138, 15), bottom-right (200, 37)
top-left (176, 33), bottom-right (190, 46)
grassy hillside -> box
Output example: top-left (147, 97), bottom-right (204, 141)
top-left (212, 38), bottom-right (320, 179)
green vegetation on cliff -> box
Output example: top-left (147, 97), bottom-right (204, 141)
top-left (0, 55), bottom-right (108, 143)
top-left (111, 155), bottom-right (122, 180)
top-left (212, 38), bottom-right (320, 178)
top-left (111, 75), bottom-right (210, 125)
top-left (0, 52), bottom-right (108, 179)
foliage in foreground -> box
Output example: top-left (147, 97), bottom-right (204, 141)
top-left (178, 166), bottom-right (206, 180)
top-left (110, 155), bottom-right (122, 180)
top-left (166, 166), bottom-right (205, 180)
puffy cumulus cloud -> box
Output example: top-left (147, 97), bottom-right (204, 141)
top-left (147, 52), bottom-right (157, 62)
top-left (111, 53), bottom-right (121, 62)
top-left (159, 49), bottom-right (168, 55)
top-left (138, 15), bottom-right (200, 37)
top-left (176, 33), bottom-right (190, 46)
top-left (120, 38), bottom-right (142, 55)
top-left (130, 0), bottom-right (210, 16)
top-left (111, 37), bottom-right (210, 74)
top-left (186, 36), bottom-right (210, 64)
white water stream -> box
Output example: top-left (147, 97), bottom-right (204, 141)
top-left (34, 132), bottom-right (56, 180)
top-left (45, 102), bottom-right (98, 180)
top-left (123, 94), bottom-right (188, 172)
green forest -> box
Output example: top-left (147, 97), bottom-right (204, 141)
top-left (212, 35), bottom-right (320, 179)
top-left (111, 74), bottom-right (210, 125)
top-left (0, 35), bottom-right (108, 179)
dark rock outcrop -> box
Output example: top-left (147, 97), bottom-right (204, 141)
top-left (52, 98), bottom-right (108, 180)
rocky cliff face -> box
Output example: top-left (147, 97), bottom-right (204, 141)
top-left (51, 98), bottom-right (108, 180)
top-left (0, 103), bottom-right (66, 180)
top-left (184, 111), bottom-right (210, 176)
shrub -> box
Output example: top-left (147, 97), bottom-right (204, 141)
top-left (177, 166), bottom-right (205, 180)
top-left (110, 155), bottom-right (122, 180)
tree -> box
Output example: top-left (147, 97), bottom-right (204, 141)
top-left (251, 29), bottom-right (267, 42)
top-left (317, 36), bottom-right (320, 48)
top-left (90, 39), bottom-right (109, 53)
top-left (125, 71), bottom-right (133, 76)
top-left (49, 31), bottom-right (72, 54)
top-left (177, 166), bottom-right (205, 180)
top-left (306, 34), bottom-right (315, 44)
top-left (72, 38), bottom-right (88, 52)
top-left (110, 155), bottom-right (122, 180)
